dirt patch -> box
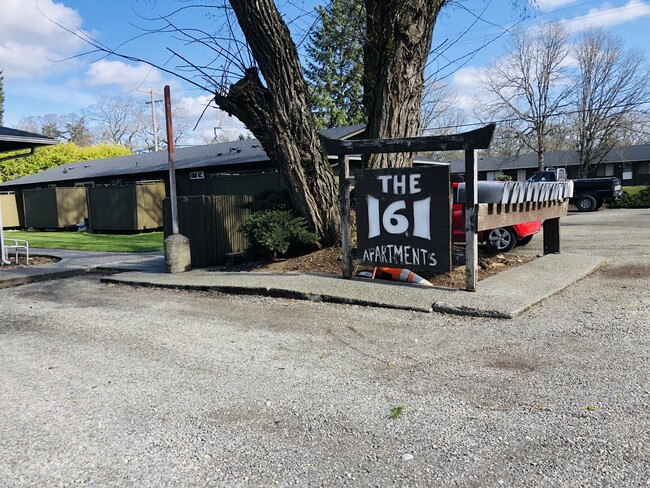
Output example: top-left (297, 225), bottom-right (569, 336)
top-left (600, 264), bottom-right (650, 279)
top-left (209, 246), bottom-right (535, 289)
top-left (0, 255), bottom-right (60, 270)
top-left (486, 355), bottom-right (538, 372)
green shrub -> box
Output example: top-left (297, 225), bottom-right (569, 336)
top-left (609, 186), bottom-right (650, 208)
top-left (495, 174), bottom-right (512, 181)
top-left (240, 189), bottom-right (292, 213)
top-left (239, 210), bottom-right (318, 258)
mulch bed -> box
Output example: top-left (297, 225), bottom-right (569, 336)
top-left (0, 255), bottom-right (60, 270)
top-left (208, 246), bottom-right (535, 289)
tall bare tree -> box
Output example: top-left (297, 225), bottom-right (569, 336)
top-left (61, 0), bottom-right (460, 245)
top-left (481, 22), bottom-right (573, 170)
top-left (420, 80), bottom-right (467, 136)
top-left (18, 113), bottom-right (94, 145)
top-left (213, 1), bottom-right (340, 244)
top-left (363, 0), bottom-right (447, 168)
top-left (85, 95), bottom-right (148, 150)
top-left (573, 28), bottom-right (650, 177)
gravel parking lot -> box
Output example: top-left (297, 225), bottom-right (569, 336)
top-left (1, 208), bottom-right (648, 486)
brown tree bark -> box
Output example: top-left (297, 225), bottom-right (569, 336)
top-left (215, 0), bottom-right (339, 246)
top-left (363, 0), bottom-right (446, 168)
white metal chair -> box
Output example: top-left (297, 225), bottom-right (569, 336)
top-left (3, 238), bottom-right (29, 265)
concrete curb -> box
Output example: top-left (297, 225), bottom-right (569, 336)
top-left (1, 248), bottom-right (606, 318)
top-left (102, 253), bottom-right (607, 318)
top-left (0, 268), bottom-right (89, 289)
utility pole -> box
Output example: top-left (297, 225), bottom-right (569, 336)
top-left (138, 88), bottom-right (163, 151)
top-left (164, 85), bottom-right (179, 235)
top-left (162, 85), bottom-right (191, 273)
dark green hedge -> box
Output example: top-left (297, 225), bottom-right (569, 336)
top-left (609, 186), bottom-right (650, 208)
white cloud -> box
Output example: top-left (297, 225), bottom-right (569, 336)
top-left (84, 60), bottom-right (162, 88)
top-left (562, 0), bottom-right (650, 31)
top-left (175, 94), bottom-right (251, 145)
top-left (0, 0), bottom-right (87, 79)
top-left (535, 0), bottom-right (580, 12)
top-left (451, 66), bottom-right (487, 92)
top-left (448, 66), bottom-right (493, 112)
top-left (177, 95), bottom-right (217, 119)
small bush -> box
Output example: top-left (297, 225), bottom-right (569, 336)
top-left (239, 210), bottom-right (318, 258)
top-left (240, 190), bottom-right (292, 213)
top-left (609, 186), bottom-right (650, 208)
top-left (495, 174), bottom-right (512, 181)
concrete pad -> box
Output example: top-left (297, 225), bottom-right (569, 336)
top-left (432, 253), bottom-right (607, 318)
top-left (104, 270), bottom-right (444, 313)
top-left (0, 268), bottom-right (88, 289)
top-left (0, 250), bottom-right (164, 288)
top-left (1, 247), bottom-right (605, 318)
top-left (103, 253), bottom-right (606, 318)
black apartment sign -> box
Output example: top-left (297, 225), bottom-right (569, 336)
top-left (355, 166), bottom-right (451, 272)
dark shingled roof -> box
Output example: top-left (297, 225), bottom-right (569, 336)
top-left (447, 144), bottom-right (650, 174)
top-left (0, 126), bottom-right (58, 153)
top-left (0, 138), bottom-right (269, 188)
top-left (0, 125), bottom-right (366, 189)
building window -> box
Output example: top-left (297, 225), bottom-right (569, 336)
top-left (517, 169), bottom-right (527, 181)
top-left (621, 163), bottom-right (633, 180)
top-left (638, 162), bottom-right (649, 175)
top-left (190, 171), bottom-right (205, 180)
top-left (596, 164), bottom-right (614, 177)
top-left (74, 181), bottom-right (94, 188)
top-left (485, 170), bottom-right (503, 180)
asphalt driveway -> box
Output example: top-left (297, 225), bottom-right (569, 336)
top-left (1, 208), bottom-right (648, 486)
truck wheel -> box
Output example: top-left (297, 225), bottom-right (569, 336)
top-left (486, 227), bottom-right (517, 252)
top-left (576, 194), bottom-right (597, 212)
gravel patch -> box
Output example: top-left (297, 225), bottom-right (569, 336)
top-left (0, 209), bottom-right (648, 486)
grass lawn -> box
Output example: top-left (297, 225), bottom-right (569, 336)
top-left (622, 186), bottom-right (647, 196)
top-left (3, 231), bottom-right (164, 253)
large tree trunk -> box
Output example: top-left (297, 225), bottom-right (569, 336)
top-left (215, 0), bottom-right (339, 246)
top-left (363, 0), bottom-right (446, 168)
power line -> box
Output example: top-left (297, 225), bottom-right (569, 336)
top-left (421, 100), bottom-right (650, 133)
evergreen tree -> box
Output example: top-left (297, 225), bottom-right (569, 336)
top-left (0, 70), bottom-right (4, 126)
top-left (304, 0), bottom-right (365, 130)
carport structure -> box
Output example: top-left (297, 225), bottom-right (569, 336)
top-left (0, 127), bottom-right (57, 265)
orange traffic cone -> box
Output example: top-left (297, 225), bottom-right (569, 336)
top-left (372, 267), bottom-right (433, 286)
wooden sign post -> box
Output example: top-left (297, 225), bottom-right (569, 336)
top-left (320, 124), bottom-right (496, 284)
top-left (464, 150), bottom-right (478, 291)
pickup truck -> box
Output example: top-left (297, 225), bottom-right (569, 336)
top-left (527, 169), bottom-right (622, 212)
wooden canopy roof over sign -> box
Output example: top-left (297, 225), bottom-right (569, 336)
top-left (319, 124), bottom-right (496, 155)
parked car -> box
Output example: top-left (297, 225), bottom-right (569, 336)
top-left (452, 182), bottom-right (541, 252)
top-left (528, 169), bottom-right (622, 212)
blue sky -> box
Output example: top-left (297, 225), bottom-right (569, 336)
top-left (1, 0), bottom-right (649, 144)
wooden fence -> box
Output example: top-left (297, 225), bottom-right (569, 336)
top-left (163, 195), bottom-right (251, 267)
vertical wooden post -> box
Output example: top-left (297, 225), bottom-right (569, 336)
top-left (164, 85), bottom-right (179, 235)
top-left (465, 149), bottom-right (478, 291)
top-left (543, 218), bottom-right (561, 254)
top-left (0, 196), bottom-right (10, 265)
top-left (339, 155), bottom-right (353, 279)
